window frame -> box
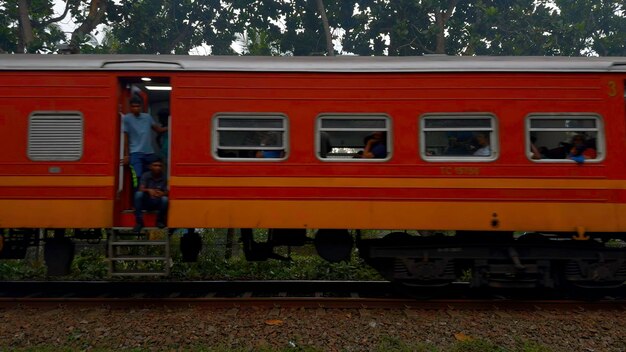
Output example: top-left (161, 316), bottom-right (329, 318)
top-left (525, 113), bottom-right (605, 163)
top-left (211, 113), bottom-right (289, 162)
top-left (27, 111), bottom-right (84, 162)
top-left (419, 112), bottom-right (499, 162)
top-left (315, 113), bottom-right (392, 162)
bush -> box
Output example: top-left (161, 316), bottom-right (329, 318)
top-left (69, 248), bottom-right (108, 279)
top-left (2, 229), bottom-right (385, 281)
top-left (0, 259), bottom-right (46, 280)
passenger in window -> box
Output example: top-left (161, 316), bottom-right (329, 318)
top-left (361, 131), bottom-right (387, 159)
top-left (353, 134), bottom-right (371, 158)
top-left (543, 142), bottom-right (568, 159)
top-left (530, 136), bottom-right (542, 160)
top-left (256, 132), bottom-right (283, 158)
top-left (568, 134), bottom-right (596, 163)
top-left (134, 158), bottom-right (168, 233)
top-left (445, 135), bottom-right (472, 156)
top-left (472, 133), bottom-right (491, 156)
top-left (122, 95), bottom-right (168, 187)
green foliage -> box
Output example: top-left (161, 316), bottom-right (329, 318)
top-left (4, 340), bottom-right (557, 352)
top-left (513, 340), bottom-right (553, 352)
top-left (104, 0), bottom-right (238, 54)
top-left (170, 242), bottom-right (382, 281)
top-left (375, 336), bottom-right (435, 352)
top-left (0, 0), bottom-right (66, 53)
top-left (69, 248), bottom-right (108, 279)
top-left (0, 0), bottom-right (624, 55)
top-left (447, 339), bottom-right (554, 352)
top-left (606, 239), bottom-right (626, 248)
top-left (0, 259), bottom-right (46, 280)
top-left (555, 0), bottom-right (625, 56)
top-left (449, 340), bottom-right (506, 352)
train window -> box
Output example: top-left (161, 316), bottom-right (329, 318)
top-left (27, 112), bottom-right (83, 161)
top-left (316, 114), bottom-right (391, 161)
top-left (420, 114), bottom-right (498, 162)
top-left (526, 114), bottom-right (603, 162)
top-left (212, 114), bottom-right (288, 160)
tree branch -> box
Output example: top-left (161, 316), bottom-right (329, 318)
top-left (165, 26), bottom-right (192, 54)
top-left (36, 0), bottom-right (71, 28)
top-left (443, 0), bottom-right (458, 22)
top-left (69, 0), bottom-right (108, 53)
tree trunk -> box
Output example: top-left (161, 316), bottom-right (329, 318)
top-left (69, 0), bottom-right (108, 53)
top-left (225, 228), bottom-right (235, 260)
top-left (434, 0), bottom-right (457, 55)
top-left (315, 0), bottom-right (334, 56)
top-left (17, 0), bottom-right (34, 53)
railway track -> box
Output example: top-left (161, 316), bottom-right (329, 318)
top-left (0, 281), bottom-right (624, 310)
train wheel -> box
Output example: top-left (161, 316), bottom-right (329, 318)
top-left (180, 229), bottom-right (202, 262)
top-left (391, 257), bottom-right (456, 286)
top-left (314, 229), bottom-right (353, 263)
top-left (390, 261), bottom-right (457, 299)
top-left (517, 232), bottom-right (551, 243)
top-left (44, 236), bottom-right (75, 276)
top-left (381, 231), bottom-right (414, 243)
top-left (563, 259), bottom-right (626, 289)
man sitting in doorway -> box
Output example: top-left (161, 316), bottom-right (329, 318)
top-left (122, 95), bottom-right (168, 189)
top-left (134, 158), bottom-right (168, 232)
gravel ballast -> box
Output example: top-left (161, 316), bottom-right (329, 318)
top-left (1, 305), bottom-right (625, 351)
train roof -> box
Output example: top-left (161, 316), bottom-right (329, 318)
top-left (1, 55), bottom-right (625, 72)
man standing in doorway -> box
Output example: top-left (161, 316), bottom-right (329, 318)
top-left (122, 95), bottom-right (168, 189)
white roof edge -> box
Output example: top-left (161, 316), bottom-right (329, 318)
top-left (1, 55), bottom-right (626, 72)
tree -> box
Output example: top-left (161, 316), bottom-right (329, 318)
top-left (555, 0), bottom-right (625, 56)
top-left (458, 0), bottom-right (560, 56)
top-left (0, 0), bottom-right (623, 56)
top-left (239, 28), bottom-right (281, 56)
top-left (342, 0), bottom-right (466, 56)
top-left (1, 0), bottom-right (66, 53)
top-left (0, 0), bottom-right (109, 54)
top-left (342, 0), bottom-right (624, 56)
top-left (105, 0), bottom-right (237, 54)
top-left (234, 0), bottom-right (360, 56)
top-left (67, 0), bottom-right (107, 53)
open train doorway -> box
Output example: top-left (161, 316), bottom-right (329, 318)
top-left (115, 76), bottom-right (171, 228)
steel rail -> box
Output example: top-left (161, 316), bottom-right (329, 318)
top-left (0, 296), bottom-right (624, 311)
top-left (0, 281), bottom-right (623, 309)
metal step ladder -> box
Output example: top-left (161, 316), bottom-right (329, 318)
top-left (108, 229), bottom-right (170, 277)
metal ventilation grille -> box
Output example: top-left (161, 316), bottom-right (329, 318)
top-left (28, 112), bottom-right (83, 161)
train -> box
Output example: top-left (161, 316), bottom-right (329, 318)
top-left (1, 55), bottom-right (625, 289)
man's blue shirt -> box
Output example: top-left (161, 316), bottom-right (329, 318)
top-left (371, 143), bottom-right (387, 158)
top-left (123, 113), bottom-right (156, 154)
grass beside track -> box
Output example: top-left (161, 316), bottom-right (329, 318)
top-left (5, 338), bottom-right (555, 352)
top-left (0, 229), bottom-right (383, 281)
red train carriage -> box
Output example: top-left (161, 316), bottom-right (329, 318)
top-left (0, 55), bottom-right (625, 289)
